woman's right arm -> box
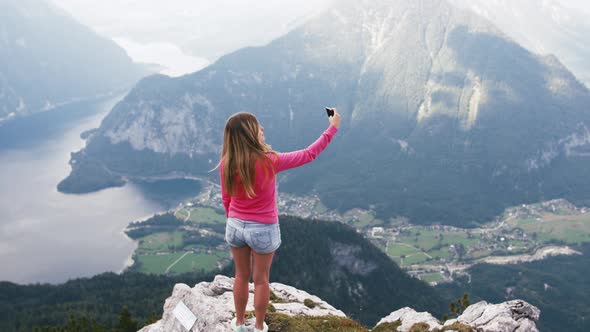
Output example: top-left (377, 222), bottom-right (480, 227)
top-left (219, 164), bottom-right (231, 217)
top-left (275, 108), bottom-right (340, 172)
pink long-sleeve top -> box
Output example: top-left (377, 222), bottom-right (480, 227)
top-left (220, 124), bottom-right (338, 224)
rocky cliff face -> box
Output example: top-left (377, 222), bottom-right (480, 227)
top-left (139, 275), bottom-right (540, 332)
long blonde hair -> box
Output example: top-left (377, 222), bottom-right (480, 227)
top-left (221, 112), bottom-right (276, 198)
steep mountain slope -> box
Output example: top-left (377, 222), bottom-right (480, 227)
top-left (449, 0), bottom-right (590, 87)
top-left (0, 0), bottom-right (148, 124)
top-left (60, 0), bottom-right (590, 226)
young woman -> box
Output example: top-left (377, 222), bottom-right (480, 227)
top-left (220, 109), bottom-right (341, 332)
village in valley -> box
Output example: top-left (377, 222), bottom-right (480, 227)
top-left (125, 181), bottom-right (590, 285)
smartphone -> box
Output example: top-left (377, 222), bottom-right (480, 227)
top-left (325, 107), bottom-right (334, 117)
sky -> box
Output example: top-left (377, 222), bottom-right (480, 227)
top-left (50, 0), bottom-right (590, 77)
top-left (561, 0), bottom-right (590, 12)
top-left (50, 0), bottom-right (335, 76)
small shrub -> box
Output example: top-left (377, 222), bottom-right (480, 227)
top-left (270, 290), bottom-right (285, 303)
top-left (371, 320), bottom-right (401, 332)
top-left (303, 298), bottom-right (316, 308)
top-left (265, 312), bottom-right (369, 332)
top-left (244, 310), bottom-right (255, 320)
top-left (441, 322), bottom-right (476, 332)
top-left (449, 293), bottom-right (470, 316)
top-left (409, 322), bottom-right (431, 332)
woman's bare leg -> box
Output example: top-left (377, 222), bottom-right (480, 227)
top-left (252, 250), bottom-right (275, 330)
top-left (230, 245), bottom-right (252, 325)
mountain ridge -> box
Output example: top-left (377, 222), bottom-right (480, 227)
top-left (0, 0), bottom-right (149, 124)
top-left (449, 0), bottom-right (590, 87)
top-left (59, 0), bottom-right (590, 227)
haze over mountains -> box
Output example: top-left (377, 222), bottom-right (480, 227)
top-left (49, 0), bottom-right (335, 77)
top-left (58, 0), bottom-right (590, 227)
top-left (2, 2), bottom-right (589, 331)
top-left (449, 0), bottom-right (590, 87)
top-left (0, 0), bottom-right (149, 124)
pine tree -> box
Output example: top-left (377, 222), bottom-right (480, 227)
top-left (449, 293), bottom-right (470, 316)
top-left (117, 306), bottom-right (139, 332)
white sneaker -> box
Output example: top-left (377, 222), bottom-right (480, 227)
top-left (230, 317), bottom-right (248, 332)
top-left (253, 321), bottom-right (268, 332)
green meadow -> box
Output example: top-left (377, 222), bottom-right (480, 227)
top-left (507, 213), bottom-right (590, 244)
top-left (384, 202), bottom-right (590, 269)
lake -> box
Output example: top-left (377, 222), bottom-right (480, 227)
top-left (0, 94), bottom-right (201, 284)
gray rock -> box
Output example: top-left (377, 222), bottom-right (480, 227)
top-left (139, 274), bottom-right (540, 332)
top-left (456, 300), bottom-right (540, 332)
top-left (375, 307), bottom-right (442, 332)
top-left (139, 274), bottom-right (345, 332)
top-left (443, 318), bottom-right (458, 326)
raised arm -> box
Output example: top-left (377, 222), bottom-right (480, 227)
top-left (275, 124), bottom-right (338, 172)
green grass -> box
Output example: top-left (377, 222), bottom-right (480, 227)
top-left (135, 250), bottom-right (229, 275)
top-left (264, 312), bottom-right (370, 332)
top-left (386, 227), bottom-right (485, 266)
top-left (428, 247), bottom-right (453, 260)
top-left (397, 228), bottom-right (477, 251)
top-left (397, 229), bottom-right (441, 251)
top-left (470, 249), bottom-right (493, 258)
top-left (313, 201), bottom-right (328, 214)
top-left (386, 243), bottom-right (420, 257)
top-left (369, 218), bottom-right (385, 227)
top-left (174, 209), bottom-right (189, 220)
top-left (168, 250), bottom-right (228, 274)
top-left (135, 252), bottom-right (185, 274)
top-left (402, 252), bottom-right (430, 266)
top-left (348, 212), bottom-right (376, 228)
top-left (421, 273), bottom-right (444, 283)
top-left (513, 218), bottom-right (538, 227)
top-left (555, 208), bottom-right (570, 215)
top-left (186, 207), bottom-right (225, 224)
top-left (511, 215), bottom-right (590, 245)
top-left (507, 212), bottom-right (590, 245)
top-left (377, 205), bottom-right (590, 275)
top-left (138, 232), bottom-right (183, 252)
top-left (443, 233), bottom-right (479, 247)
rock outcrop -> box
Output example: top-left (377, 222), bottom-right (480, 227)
top-left (139, 275), bottom-right (346, 332)
top-left (443, 300), bottom-right (541, 332)
top-left (139, 275), bottom-right (540, 332)
top-left (376, 307), bottom-right (443, 331)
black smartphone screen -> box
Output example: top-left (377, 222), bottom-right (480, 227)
top-left (325, 107), bottom-right (334, 117)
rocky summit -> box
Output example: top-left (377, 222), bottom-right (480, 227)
top-left (139, 275), bottom-right (540, 332)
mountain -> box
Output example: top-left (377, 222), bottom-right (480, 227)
top-left (59, 0), bottom-right (590, 227)
top-left (0, 215), bottom-right (445, 330)
top-left (0, 0), bottom-right (149, 124)
top-left (449, 0), bottom-right (590, 87)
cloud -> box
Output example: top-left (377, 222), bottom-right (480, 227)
top-left (49, 0), bottom-right (336, 74)
top-left (112, 37), bottom-right (209, 77)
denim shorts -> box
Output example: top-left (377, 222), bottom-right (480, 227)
top-left (225, 217), bottom-right (281, 254)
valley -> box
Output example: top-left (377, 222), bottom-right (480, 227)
top-left (124, 180), bottom-right (590, 286)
